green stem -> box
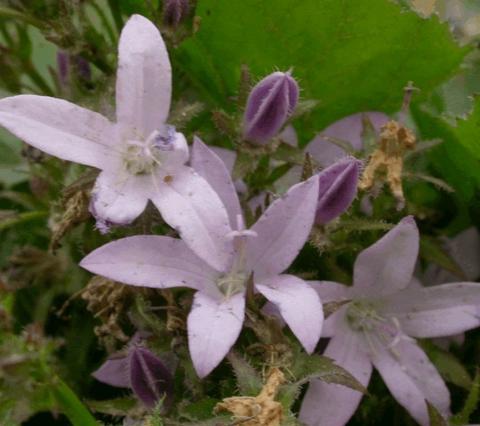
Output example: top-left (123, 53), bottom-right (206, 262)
top-left (0, 210), bottom-right (48, 231)
top-left (50, 377), bottom-right (99, 426)
top-left (0, 7), bottom-right (45, 29)
top-left (107, 0), bottom-right (124, 33)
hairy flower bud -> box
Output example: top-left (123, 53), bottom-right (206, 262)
top-left (243, 71), bottom-right (299, 144)
top-left (93, 344), bottom-right (174, 409)
top-left (315, 157), bottom-right (361, 224)
top-left (163, 0), bottom-right (190, 27)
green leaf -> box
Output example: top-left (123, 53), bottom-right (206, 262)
top-left (227, 351), bottom-right (263, 395)
top-left (49, 377), bottom-right (99, 426)
top-left (451, 369), bottom-right (480, 426)
top-left (87, 397), bottom-right (137, 416)
top-left (427, 400), bottom-right (448, 426)
top-left (290, 352), bottom-right (367, 393)
top-left (419, 236), bottom-right (466, 280)
top-left (421, 340), bottom-right (472, 390)
top-left (177, 0), bottom-right (466, 132)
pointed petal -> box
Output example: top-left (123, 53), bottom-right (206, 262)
top-left (0, 95), bottom-right (116, 169)
top-left (90, 170), bottom-right (150, 227)
top-left (116, 15), bottom-right (171, 137)
top-left (256, 275), bottom-right (323, 353)
top-left (309, 281), bottom-right (351, 338)
top-left (425, 227), bottom-right (480, 285)
top-left (191, 137), bottom-right (241, 227)
top-left (247, 175), bottom-right (319, 281)
top-left (299, 329), bottom-right (372, 426)
top-left (210, 147), bottom-right (236, 174)
top-left (93, 356), bottom-right (130, 388)
top-left (315, 157), bottom-right (361, 224)
top-left (372, 337), bottom-right (450, 426)
top-left (130, 347), bottom-right (174, 408)
top-left (150, 165), bottom-right (234, 272)
top-left (305, 111), bottom-right (389, 167)
top-left (187, 292), bottom-right (245, 377)
top-left (380, 282), bottom-right (480, 338)
top-left (278, 125), bottom-right (298, 147)
top-left (80, 235), bottom-right (219, 296)
top-left (353, 216), bottom-right (419, 297)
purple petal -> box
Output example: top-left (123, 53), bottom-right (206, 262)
top-left (256, 274), bottom-right (323, 353)
top-left (150, 165), bottom-right (234, 272)
top-left (80, 235), bottom-right (219, 296)
top-left (315, 157), bottom-right (361, 224)
top-left (57, 51), bottom-right (69, 86)
top-left (278, 125), bottom-right (298, 147)
top-left (116, 15), bottom-right (171, 137)
top-left (299, 329), bottom-right (372, 426)
top-left (306, 112), bottom-right (390, 167)
top-left (247, 175), bottom-right (319, 281)
top-left (244, 71), bottom-right (299, 144)
top-left (353, 216), bottom-right (419, 297)
top-left (371, 336), bottom-right (450, 426)
top-left (380, 282), bottom-right (480, 338)
top-left (187, 292), bottom-right (245, 378)
top-left (89, 170), bottom-right (150, 227)
top-left (0, 95), bottom-right (116, 170)
top-left (424, 227), bottom-right (480, 285)
top-left (191, 137), bottom-right (242, 228)
top-left (130, 346), bottom-right (174, 408)
top-left (93, 355), bottom-right (131, 388)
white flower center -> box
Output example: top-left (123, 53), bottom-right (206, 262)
top-left (123, 126), bottom-right (176, 175)
top-left (346, 300), bottom-right (406, 349)
top-left (215, 214), bottom-right (257, 298)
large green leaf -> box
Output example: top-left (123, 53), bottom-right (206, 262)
top-left (176, 0), bottom-right (466, 134)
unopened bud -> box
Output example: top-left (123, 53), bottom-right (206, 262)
top-left (93, 344), bottom-right (174, 409)
top-left (163, 0), bottom-right (190, 28)
top-left (243, 71), bottom-right (299, 144)
top-left (315, 157), bottom-right (361, 224)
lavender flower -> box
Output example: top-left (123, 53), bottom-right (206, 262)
top-left (243, 71), bottom-right (299, 144)
top-left (81, 138), bottom-right (323, 378)
top-left (315, 157), bottom-right (361, 224)
top-left (93, 344), bottom-right (174, 409)
top-left (299, 217), bottom-right (480, 426)
top-left (163, 0), bottom-right (190, 27)
top-left (0, 15), bottom-right (232, 271)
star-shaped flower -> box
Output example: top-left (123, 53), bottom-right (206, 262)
top-left (0, 15), bottom-right (231, 270)
top-left (300, 217), bottom-right (480, 426)
top-left (81, 138), bottom-right (323, 377)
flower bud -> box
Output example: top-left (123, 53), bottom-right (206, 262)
top-left (163, 0), bottom-right (190, 28)
top-left (130, 346), bottom-right (174, 408)
top-left (93, 345), bottom-right (174, 409)
top-left (315, 157), bottom-right (361, 224)
top-left (243, 71), bottom-right (299, 144)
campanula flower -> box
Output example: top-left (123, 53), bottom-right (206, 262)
top-left (300, 217), bottom-right (480, 426)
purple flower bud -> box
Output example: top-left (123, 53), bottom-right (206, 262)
top-left (56, 50), bottom-right (91, 86)
top-left (74, 55), bottom-right (92, 81)
top-left (163, 0), bottom-right (190, 27)
top-left (315, 157), bottom-right (361, 224)
top-left (243, 71), bottom-right (299, 144)
top-left (93, 345), bottom-right (174, 409)
top-left (130, 346), bottom-right (174, 408)
top-left (57, 51), bottom-right (69, 86)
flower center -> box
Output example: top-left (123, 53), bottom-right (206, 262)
top-left (123, 126), bottom-right (176, 175)
top-left (346, 300), bottom-right (405, 349)
top-left (216, 214), bottom-right (257, 298)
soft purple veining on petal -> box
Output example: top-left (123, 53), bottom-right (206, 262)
top-left (163, 0), bottom-right (190, 27)
top-left (300, 216), bottom-right (480, 426)
top-left (93, 354), bottom-right (131, 388)
top-left (315, 156), bottom-right (361, 224)
top-left (243, 71), bottom-right (299, 144)
top-left (130, 346), bottom-right (174, 408)
top-left (306, 111), bottom-right (390, 167)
